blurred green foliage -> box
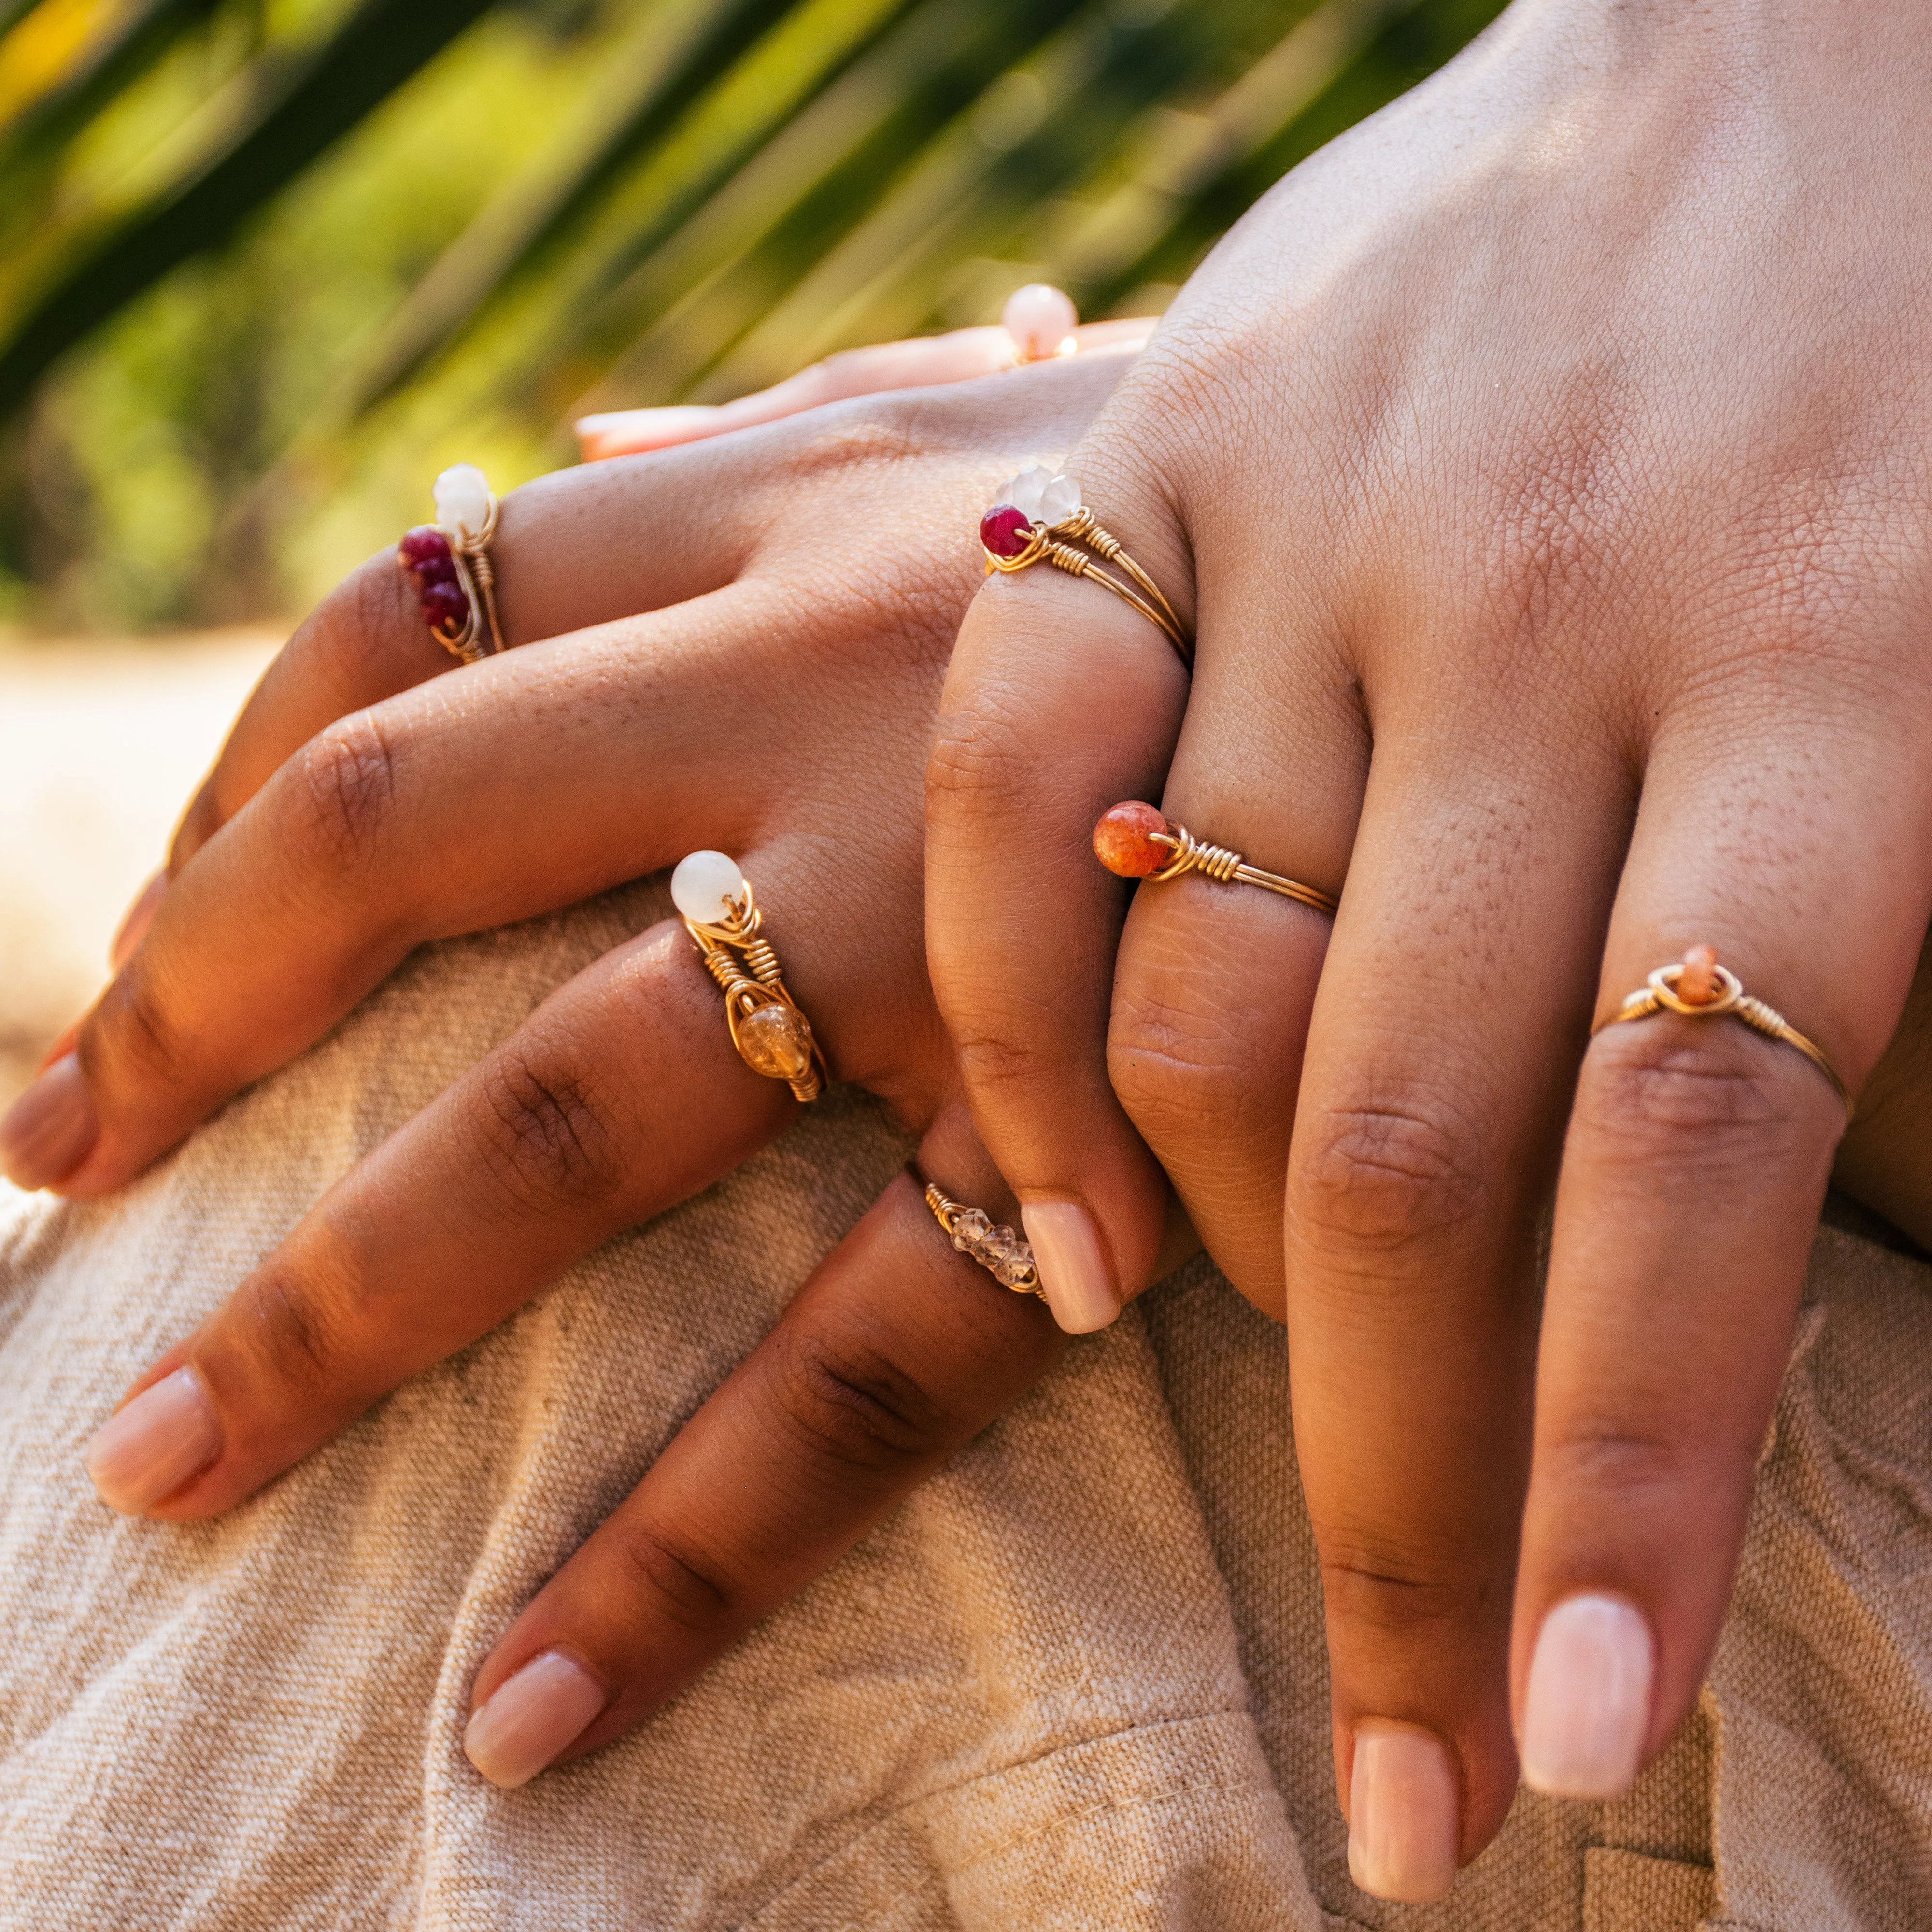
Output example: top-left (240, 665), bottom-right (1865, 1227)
top-left (0, 0), bottom-right (1502, 631)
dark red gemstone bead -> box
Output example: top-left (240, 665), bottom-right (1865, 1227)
top-left (413, 553), bottom-right (458, 588)
top-left (979, 504), bottom-right (1034, 558)
top-left (398, 525), bottom-right (451, 568)
top-left (419, 579), bottom-right (469, 630)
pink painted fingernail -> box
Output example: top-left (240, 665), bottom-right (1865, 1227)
top-left (85, 1367), bottom-right (223, 1514)
top-left (1520, 1593), bottom-right (1655, 1798)
top-left (464, 1651), bottom-right (609, 1789)
top-left (1348, 1720), bottom-right (1459, 1903)
top-left (0, 1053), bottom-right (99, 1191)
top-left (1021, 1200), bottom-right (1120, 1334)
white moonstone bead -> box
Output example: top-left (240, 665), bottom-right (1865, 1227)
top-left (671, 850), bottom-right (747, 925)
top-left (432, 463), bottom-right (494, 541)
top-left (999, 466), bottom-right (1052, 520)
top-left (1038, 471), bottom-right (1081, 524)
top-left (1002, 283), bottom-right (1078, 362)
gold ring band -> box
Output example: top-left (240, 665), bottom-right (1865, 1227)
top-left (398, 463), bottom-right (505, 665)
top-left (1093, 801), bottom-right (1337, 916)
top-left (672, 851), bottom-right (824, 1104)
top-left (980, 468), bottom-right (1191, 666)
top-left (920, 1178), bottom-right (1045, 1300)
top-left (1593, 946), bottom-right (1851, 1118)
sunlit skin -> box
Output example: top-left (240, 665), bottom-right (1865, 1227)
top-left (928, 0), bottom-right (1932, 1899)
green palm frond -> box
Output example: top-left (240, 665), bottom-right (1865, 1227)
top-left (0, 0), bottom-right (1504, 629)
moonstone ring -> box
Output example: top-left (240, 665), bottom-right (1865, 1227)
top-left (979, 466), bottom-right (1191, 664)
top-left (397, 463), bottom-right (504, 665)
top-left (671, 851), bottom-right (825, 1103)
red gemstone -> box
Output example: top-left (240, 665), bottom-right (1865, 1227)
top-left (419, 579), bottom-right (469, 630)
top-left (1093, 801), bottom-right (1171, 878)
top-left (398, 525), bottom-right (451, 568)
top-left (980, 504), bottom-right (1034, 558)
top-left (412, 552), bottom-right (458, 588)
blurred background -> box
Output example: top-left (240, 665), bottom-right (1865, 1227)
top-left (0, 0), bottom-right (1500, 1100)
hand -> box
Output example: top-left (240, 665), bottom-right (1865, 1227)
top-left (927, 0), bottom-right (1932, 1899)
top-left (8, 344), bottom-right (1181, 1787)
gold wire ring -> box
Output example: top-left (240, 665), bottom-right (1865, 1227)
top-left (398, 464), bottom-right (506, 666)
top-left (673, 852), bottom-right (825, 1104)
top-left (1092, 801), bottom-right (1337, 915)
top-left (980, 469), bottom-right (1191, 666)
top-left (1593, 950), bottom-right (1851, 1119)
top-left (920, 1177), bottom-right (1046, 1300)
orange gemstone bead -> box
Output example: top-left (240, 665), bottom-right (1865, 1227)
top-left (1093, 801), bottom-right (1171, 878)
top-left (1677, 943), bottom-right (1721, 1006)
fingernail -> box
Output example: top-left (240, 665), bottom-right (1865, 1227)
top-left (1520, 1593), bottom-right (1655, 1798)
top-left (0, 1053), bottom-right (99, 1190)
top-left (1347, 1720), bottom-right (1459, 1903)
top-left (464, 1650), bottom-right (609, 1789)
top-left (85, 1366), bottom-right (223, 1514)
top-left (1021, 1200), bottom-right (1120, 1334)
top-left (110, 868), bottom-right (166, 970)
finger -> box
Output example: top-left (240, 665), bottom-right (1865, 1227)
top-left (575, 313), bottom-right (1153, 461)
top-left (81, 914), bottom-right (798, 1519)
top-left (167, 440), bottom-right (779, 874)
top-left (1513, 720), bottom-right (1932, 1803)
top-left (0, 589), bottom-right (793, 1197)
top-left (459, 1157), bottom-right (1062, 1788)
top-left (1278, 704), bottom-right (1636, 1893)
top-left (926, 452), bottom-right (1195, 1335)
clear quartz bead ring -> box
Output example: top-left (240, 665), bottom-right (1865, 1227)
top-left (978, 466), bottom-right (1191, 665)
top-left (672, 851), bottom-right (825, 1104)
top-left (920, 1178), bottom-right (1046, 1300)
top-left (397, 463), bottom-right (504, 665)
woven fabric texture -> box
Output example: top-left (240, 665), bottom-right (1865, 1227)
top-left (1, 883), bottom-right (1927, 1929)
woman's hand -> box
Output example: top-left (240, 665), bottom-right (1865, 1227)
top-left (927, 0), bottom-right (1932, 1899)
top-left (6, 344), bottom-right (1177, 1787)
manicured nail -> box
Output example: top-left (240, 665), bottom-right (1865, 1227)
top-left (0, 1053), bottom-right (99, 1190)
top-left (1347, 1720), bottom-right (1459, 1903)
top-left (464, 1650), bottom-right (609, 1789)
top-left (110, 868), bottom-right (167, 970)
top-left (1520, 1593), bottom-right (1655, 1798)
top-left (1021, 1200), bottom-right (1120, 1333)
top-left (85, 1366), bottom-right (222, 1514)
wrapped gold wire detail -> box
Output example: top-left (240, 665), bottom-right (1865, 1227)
top-left (1092, 800), bottom-right (1338, 915)
top-left (680, 876), bottom-right (824, 1104)
top-left (922, 1179), bottom-right (1045, 1299)
top-left (1594, 947), bottom-right (1851, 1119)
top-left (980, 470), bottom-right (1191, 666)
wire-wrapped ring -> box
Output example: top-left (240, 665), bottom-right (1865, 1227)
top-left (672, 851), bottom-right (824, 1104)
top-left (919, 1176), bottom-right (1045, 1299)
top-left (397, 463), bottom-right (505, 665)
top-left (1593, 946), bottom-right (1851, 1118)
top-left (1093, 801), bottom-right (1337, 915)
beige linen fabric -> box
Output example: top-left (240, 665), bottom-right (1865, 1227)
top-left (0, 884), bottom-right (1927, 1929)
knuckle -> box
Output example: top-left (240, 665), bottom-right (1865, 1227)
top-left (766, 1322), bottom-right (949, 1475)
top-left (1293, 1090), bottom-right (1488, 1255)
top-left (1577, 1019), bottom-right (1822, 1168)
top-left (471, 1051), bottom-right (628, 1215)
top-left (237, 1261), bottom-right (347, 1400)
top-left (924, 695), bottom-right (1037, 816)
top-left (92, 965), bottom-right (190, 1092)
top-left (1108, 980), bottom-right (1276, 1148)
top-left (1318, 1536), bottom-right (1501, 1644)
top-left (292, 711), bottom-right (400, 872)
top-left (610, 1521), bottom-right (735, 1634)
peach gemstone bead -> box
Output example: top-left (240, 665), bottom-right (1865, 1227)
top-left (1093, 801), bottom-right (1171, 878)
top-left (738, 1001), bottom-right (815, 1080)
top-left (1678, 943), bottom-right (1721, 1005)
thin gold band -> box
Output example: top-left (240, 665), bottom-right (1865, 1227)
top-left (682, 880), bottom-right (825, 1104)
top-left (1594, 960), bottom-right (1851, 1119)
top-left (1149, 822), bottom-right (1338, 916)
top-left (921, 1179), bottom-right (1046, 1300)
top-left (986, 506), bottom-right (1191, 665)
